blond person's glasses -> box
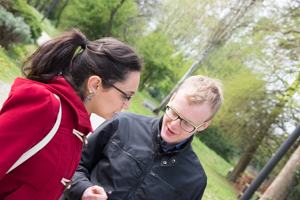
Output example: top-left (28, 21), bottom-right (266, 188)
top-left (165, 105), bottom-right (207, 133)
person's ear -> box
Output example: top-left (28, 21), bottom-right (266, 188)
top-left (197, 120), bottom-right (211, 132)
top-left (86, 76), bottom-right (101, 93)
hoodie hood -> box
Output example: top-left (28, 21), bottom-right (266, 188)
top-left (12, 76), bottom-right (92, 132)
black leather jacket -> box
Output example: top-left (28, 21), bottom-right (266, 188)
top-left (65, 112), bottom-right (207, 200)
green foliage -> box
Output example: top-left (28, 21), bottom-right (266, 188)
top-left (249, 134), bottom-right (292, 181)
top-left (125, 90), bottom-right (158, 117)
top-left (7, 43), bottom-right (36, 61)
top-left (145, 55), bottom-right (192, 102)
top-left (135, 31), bottom-right (191, 100)
top-left (125, 89), bottom-right (164, 116)
top-left (45, 0), bottom-right (69, 28)
top-left (285, 166), bottom-right (300, 200)
top-left (156, 0), bottom-right (222, 59)
top-left (249, 192), bottom-right (262, 200)
top-left (194, 38), bottom-right (269, 148)
top-left (196, 125), bottom-right (238, 162)
top-left (192, 138), bottom-right (237, 200)
top-left (213, 68), bottom-right (268, 145)
top-left (58, 0), bottom-right (139, 40)
top-left (289, 183), bottom-right (300, 200)
top-left (0, 5), bottom-right (32, 48)
top-left (27, 5), bottom-right (60, 37)
top-left (26, 0), bottom-right (52, 14)
top-left (295, 167), bottom-right (300, 184)
top-left (26, 0), bottom-right (69, 29)
top-left (136, 32), bottom-right (176, 91)
top-left (0, 46), bottom-right (22, 83)
top-left (10, 0), bottom-right (42, 39)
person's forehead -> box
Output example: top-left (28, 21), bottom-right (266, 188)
top-left (171, 105), bottom-right (198, 125)
top-left (171, 96), bottom-right (196, 122)
top-left (171, 91), bottom-right (211, 125)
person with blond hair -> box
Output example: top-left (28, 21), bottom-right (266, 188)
top-left (64, 75), bottom-right (223, 200)
top-left (0, 28), bottom-right (142, 199)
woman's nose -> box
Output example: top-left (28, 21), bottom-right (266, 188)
top-left (122, 99), bottom-right (131, 110)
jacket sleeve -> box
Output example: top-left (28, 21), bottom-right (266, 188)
top-left (64, 118), bottom-right (117, 200)
top-left (0, 84), bottom-right (59, 179)
top-left (195, 181), bottom-right (207, 200)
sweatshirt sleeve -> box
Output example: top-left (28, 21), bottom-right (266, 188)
top-left (0, 83), bottom-right (60, 179)
top-left (64, 118), bottom-right (117, 200)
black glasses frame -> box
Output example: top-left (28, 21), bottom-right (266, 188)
top-left (101, 79), bottom-right (134, 104)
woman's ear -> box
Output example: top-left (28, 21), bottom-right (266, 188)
top-left (86, 76), bottom-right (101, 92)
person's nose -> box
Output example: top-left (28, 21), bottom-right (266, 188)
top-left (122, 100), bottom-right (131, 110)
top-left (170, 118), bottom-right (181, 129)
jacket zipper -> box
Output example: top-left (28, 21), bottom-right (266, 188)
top-left (149, 171), bottom-right (182, 196)
top-left (123, 154), bottom-right (160, 200)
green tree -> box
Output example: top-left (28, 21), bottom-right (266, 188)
top-left (27, 0), bottom-right (51, 13)
top-left (153, 0), bottom-right (257, 114)
top-left (43, 0), bottom-right (69, 27)
top-left (58, 0), bottom-right (139, 40)
top-left (9, 0), bottom-right (42, 39)
top-left (135, 32), bottom-right (180, 92)
top-left (223, 0), bottom-right (300, 183)
top-left (0, 5), bottom-right (32, 48)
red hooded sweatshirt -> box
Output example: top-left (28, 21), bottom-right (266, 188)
top-left (0, 76), bottom-right (93, 200)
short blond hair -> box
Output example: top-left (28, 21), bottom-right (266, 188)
top-left (178, 75), bottom-right (223, 120)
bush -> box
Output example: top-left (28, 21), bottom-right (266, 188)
top-left (196, 125), bottom-right (238, 162)
top-left (10, 0), bottom-right (42, 40)
top-left (0, 5), bottom-right (32, 48)
top-left (7, 43), bottom-right (36, 61)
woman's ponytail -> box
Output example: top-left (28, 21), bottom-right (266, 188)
top-left (22, 28), bottom-right (143, 102)
top-left (22, 29), bottom-right (86, 83)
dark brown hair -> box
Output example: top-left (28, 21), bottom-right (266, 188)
top-left (22, 28), bottom-right (143, 101)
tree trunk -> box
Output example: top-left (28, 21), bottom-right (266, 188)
top-left (260, 144), bottom-right (300, 200)
top-left (227, 108), bottom-right (283, 182)
top-left (153, 0), bottom-right (256, 115)
top-left (228, 74), bottom-right (300, 182)
top-left (227, 134), bottom-right (265, 181)
top-left (106, 0), bottom-right (126, 37)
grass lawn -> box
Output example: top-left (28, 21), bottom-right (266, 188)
top-left (0, 47), bottom-right (22, 84)
top-left (125, 89), bottom-right (164, 117)
top-left (192, 138), bottom-right (237, 200)
top-left (0, 5), bottom-right (60, 85)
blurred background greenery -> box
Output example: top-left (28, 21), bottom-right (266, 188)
top-left (1, 0), bottom-right (300, 199)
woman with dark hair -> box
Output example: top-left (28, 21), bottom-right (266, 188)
top-left (0, 28), bottom-right (142, 199)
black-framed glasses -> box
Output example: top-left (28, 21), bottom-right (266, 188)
top-left (165, 105), bottom-right (207, 133)
top-left (101, 79), bottom-right (134, 104)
